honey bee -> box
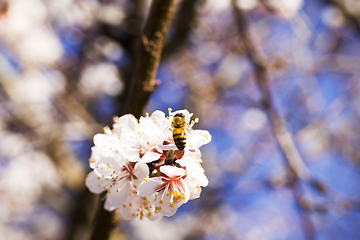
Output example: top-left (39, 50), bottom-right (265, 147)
top-left (169, 113), bottom-right (194, 151)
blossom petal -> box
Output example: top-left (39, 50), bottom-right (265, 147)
top-left (140, 114), bottom-right (169, 137)
top-left (85, 171), bottom-right (109, 193)
top-left (140, 151), bottom-right (162, 163)
top-left (160, 165), bottom-right (185, 177)
top-left (144, 110), bottom-right (170, 130)
top-left (124, 148), bottom-right (141, 162)
top-left (117, 114), bottom-right (140, 130)
top-left (187, 130), bottom-right (212, 149)
top-left (93, 134), bottom-right (114, 150)
top-left (105, 180), bottom-right (131, 210)
top-left (93, 157), bottom-right (122, 177)
top-left (132, 162), bottom-right (149, 185)
top-left (156, 181), bottom-right (190, 217)
top-left (158, 143), bottom-right (177, 151)
top-left (185, 171), bottom-right (208, 192)
top-left (183, 148), bottom-right (202, 161)
top-left (137, 178), bottom-right (163, 196)
top-left (104, 193), bottom-right (116, 211)
top-left (189, 187), bottom-right (201, 200)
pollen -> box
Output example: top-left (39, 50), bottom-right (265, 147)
top-left (123, 204), bottom-right (126, 208)
top-left (97, 177), bottom-right (100, 180)
top-left (169, 204), bottom-right (174, 208)
top-left (160, 200), bottom-right (164, 204)
top-left (146, 112), bottom-right (149, 116)
top-left (129, 203), bottom-right (132, 207)
top-left (144, 178), bottom-right (148, 181)
top-left (142, 197), bottom-right (147, 200)
top-left (168, 108), bottom-right (172, 112)
top-left (204, 134), bottom-right (209, 139)
top-left (133, 184), bottom-right (137, 188)
top-left (132, 190), bottom-right (137, 194)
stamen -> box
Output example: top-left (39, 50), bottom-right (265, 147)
top-left (103, 126), bottom-right (111, 134)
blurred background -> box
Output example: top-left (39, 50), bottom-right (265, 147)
top-left (1, 0), bottom-right (360, 239)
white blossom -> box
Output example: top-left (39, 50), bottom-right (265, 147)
top-left (86, 154), bottom-right (149, 211)
top-left (116, 194), bottom-right (162, 221)
top-left (85, 109), bottom-right (212, 220)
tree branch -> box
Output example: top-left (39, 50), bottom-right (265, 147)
top-left (162, 0), bottom-right (204, 59)
top-left (89, 1), bottom-right (175, 239)
top-left (123, 0), bottom-right (175, 118)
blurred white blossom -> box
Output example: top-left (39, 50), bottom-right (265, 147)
top-left (79, 62), bottom-right (123, 96)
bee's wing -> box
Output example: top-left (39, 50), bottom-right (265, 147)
top-left (184, 123), bottom-right (195, 135)
top-left (161, 123), bottom-right (173, 138)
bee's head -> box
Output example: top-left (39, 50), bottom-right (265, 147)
top-left (173, 113), bottom-right (185, 126)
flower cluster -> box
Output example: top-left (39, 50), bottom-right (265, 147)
top-left (85, 109), bottom-right (211, 221)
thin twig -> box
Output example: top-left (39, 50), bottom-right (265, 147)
top-left (231, 0), bottom-right (311, 181)
top-left (231, 2), bottom-right (317, 239)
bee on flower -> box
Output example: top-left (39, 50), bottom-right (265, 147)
top-left (85, 109), bottom-right (211, 221)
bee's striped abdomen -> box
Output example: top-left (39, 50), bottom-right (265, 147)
top-left (173, 128), bottom-right (186, 151)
